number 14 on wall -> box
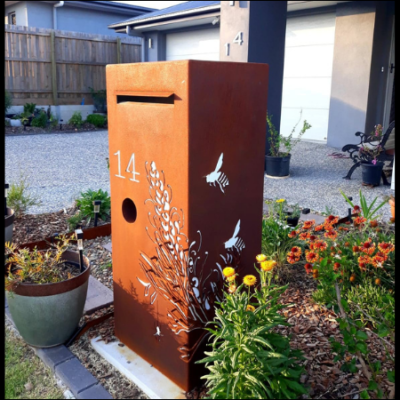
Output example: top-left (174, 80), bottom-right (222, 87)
top-left (114, 151), bottom-right (140, 182)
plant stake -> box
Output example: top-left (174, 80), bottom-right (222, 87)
top-left (93, 200), bottom-right (101, 227)
top-left (75, 228), bottom-right (84, 272)
top-left (5, 183), bottom-right (9, 216)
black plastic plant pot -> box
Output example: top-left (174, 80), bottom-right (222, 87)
top-left (285, 212), bottom-right (299, 227)
top-left (265, 154), bottom-right (291, 178)
top-left (361, 161), bottom-right (384, 186)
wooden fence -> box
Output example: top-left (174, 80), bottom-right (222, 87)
top-left (4, 24), bottom-right (142, 106)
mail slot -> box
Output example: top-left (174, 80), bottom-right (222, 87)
top-left (106, 60), bottom-right (269, 392)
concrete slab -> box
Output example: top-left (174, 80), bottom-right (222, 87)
top-left (83, 276), bottom-right (113, 315)
top-left (90, 336), bottom-right (186, 400)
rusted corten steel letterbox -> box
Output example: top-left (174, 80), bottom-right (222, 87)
top-left (106, 60), bottom-right (269, 392)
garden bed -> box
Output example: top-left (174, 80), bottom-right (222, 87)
top-left (11, 208), bottom-right (110, 245)
top-left (5, 123), bottom-right (107, 136)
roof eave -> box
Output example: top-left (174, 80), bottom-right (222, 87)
top-left (108, 4), bottom-right (221, 29)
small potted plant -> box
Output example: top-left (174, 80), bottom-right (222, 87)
top-left (273, 199), bottom-right (301, 227)
top-left (5, 234), bottom-right (90, 348)
top-left (285, 203), bottom-right (301, 227)
top-left (358, 124), bottom-right (385, 186)
top-left (266, 111), bottom-right (311, 178)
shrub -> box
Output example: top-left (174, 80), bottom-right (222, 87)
top-left (31, 111), bottom-right (48, 128)
top-left (75, 189), bottom-right (110, 225)
top-left (48, 113), bottom-right (58, 129)
top-left (68, 111), bottom-right (83, 128)
top-left (86, 113), bottom-right (107, 128)
top-left (23, 103), bottom-right (37, 115)
top-left (67, 211), bottom-right (83, 232)
top-left (5, 119), bottom-right (11, 127)
top-left (5, 90), bottom-right (12, 115)
top-left (88, 87), bottom-right (107, 113)
top-left (7, 173), bottom-right (41, 217)
top-left (5, 235), bottom-right (77, 291)
top-left (197, 262), bottom-right (307, 399)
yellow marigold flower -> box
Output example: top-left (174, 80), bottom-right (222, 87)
top-left (246, 305), bottom-right (256, 312)
top-left (256, 254), bottom-right (267, 263)
top-left (243, 275), bottom-right (257, 286)
top-left (260, 260), bottom-right (276, 271)
top-left (222, 267), bottom-right (235, 278)
top-left (276, 199), bottom-right (285, 203)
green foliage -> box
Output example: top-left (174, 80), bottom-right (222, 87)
top-left (321, 205), bottom-right (335, 217)
top-left (262, 200), bottom-right (302, 275)
top-left (67, 211), bottom-right (83, 232)
top-left (99, 262), bottom-right (112, 271)
top-left (197, 268), bottom-right (307, 399)
top-left (7, 173), bottom-right (41, 217)
top-left (5, 119), bottom-right (11, 127)
top-left (68, 111), bottom-right (83, 128)
top-left (86, 113), bottom-right (107, 128)
top-left (5, 90), bottom-right (12, 115)
top-left (267, 111), bottom-right (311, 157)
top-left (31, 110), bottom-right (48, 128)
top-left (340, 189), bottom-right (388, 222)
top-left (48, 113), bottom-right (58, 129)
top-left (347, 282), bottom-right (395, 330)
top-left (23, 103), bottom-right (37, 114)
top-left (88, 87), bottom-right (107, 113)
top-left (75, 189), bottom-right (111, 225)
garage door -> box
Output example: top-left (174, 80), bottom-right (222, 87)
top-left (166, 28), bottom-right (220, 61)
top-left (280, 13), bottom-right (336, 142)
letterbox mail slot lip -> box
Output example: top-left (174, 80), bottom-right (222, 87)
top-left (115, 91), bottom-right (174, 98)
top-left (116, 91), bottom-right (175, 105)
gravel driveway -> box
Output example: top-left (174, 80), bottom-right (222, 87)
top-left (5, 131), bottom-right (110, 214)
top-left (264, 141), bottom-right (394, 221)
top-left (5, 132), bottom-right (394, 220)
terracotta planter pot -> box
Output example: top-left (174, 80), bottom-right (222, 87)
top-left (5, 250), bottom-right (90, 348)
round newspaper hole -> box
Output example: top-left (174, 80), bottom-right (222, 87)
top-left (122, 198), bottom-right (137, 223)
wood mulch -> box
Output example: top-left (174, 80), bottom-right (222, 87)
top-left (11, 208), bottom-right (110, 246)
top-left (5, 123), bottom-right (107, 135)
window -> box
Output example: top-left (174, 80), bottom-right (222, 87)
top-left (8, 12), bottom-right (16, 25)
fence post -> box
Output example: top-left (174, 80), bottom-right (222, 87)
top-left (117, 38), bottom-right (121, 64)
top-left (50, 31), bottom-right (58, 105)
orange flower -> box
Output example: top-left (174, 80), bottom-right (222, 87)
top-left (309, 235), bottom-right (317, 242)
top-left (354, 216), bottom-right (367, 226)
top-left (369, 220), bottom-right (378, 228)
top-left (304, 263), bottom-right (313, 274)
top-left (378, 242), bottom-right (394, 254)
top-left (299, 232), bottom-right (310, 241)
top-left (372, 254), bottom-right (386, 268)
top-left (288, 230), bottom-right (297, 238)
top-left (353, 245), bottom-right (360, 253)
top-left (338, 227), bottom-right (349, 232)
top-left (315, 224), bottom-right (325, 232)
top-left (333, 262), bottom-right (341, 272)
top-left (344, 242), bottom-right (350, 247)
top-left (353, 205), bottom-right (361, 214)
top-left (287, 253), bottom-right (297, 264)
top-left (375, 251), bottom-right (388, 262)
top-left (302, 220), bottom-right (315, 230)
top-left (360, 241), bottom-right (376, 255)
top-left (312, 269), bottom-right (319, 279)
top-left (324, 230), bottom-right (338, 240)
top-left (324, 223), bottom-right (334, 231)
top-left (306, 250), bottom-right (320, 263)
top-left (291, 246), bottom-right (302, 255)
top-left (325, 215), bottom-right (339, 225)
top-left (350, 274), bottom-right (356, 283)
top-left (314, 240), bottom-right (328, 251)
top-left (358, 255), bottom-right (372, 265)
top-left (359, 262), bottom-right (367, 272)
top-left (375, 278), bottom-right (381, 285)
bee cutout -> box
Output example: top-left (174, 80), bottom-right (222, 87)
top-left (154, 326), bottom-right (164, 342)
top-left (205, 153), bottom-right (229, 193)
top-left (224, 220), bottom-right (245, 253)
